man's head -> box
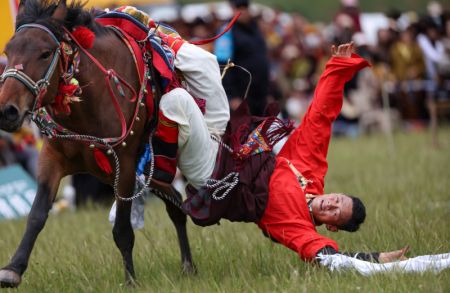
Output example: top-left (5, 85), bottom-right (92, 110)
top-left (229, 0), bottom-right (249, 8)
top-left (229, 0), bottom-right (252, 24)
top-left (311, 193), bottom-right (366, 232)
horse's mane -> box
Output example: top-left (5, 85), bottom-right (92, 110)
top-left (16, 0), bottom-right (107, 40)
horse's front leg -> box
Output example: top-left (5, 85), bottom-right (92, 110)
top-left (0, 144), bottom-right (64, 288)
top-left (112, 164), bottom-right (136, 285)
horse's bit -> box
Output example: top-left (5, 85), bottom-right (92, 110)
top-left (0, 24), bottom-right (61, 114)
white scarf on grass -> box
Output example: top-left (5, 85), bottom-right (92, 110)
top-left (317, 253), bottom-right (450, 276)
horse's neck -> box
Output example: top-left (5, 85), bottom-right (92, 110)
top-left (52, 32), bottom-right (140, 138)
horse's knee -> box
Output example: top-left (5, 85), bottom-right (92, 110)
top-left (112, 223), bottom-right (133, 238)
top-left (112, 220), bottom-right (134, 248)
top-left (165, 202), bottom-right (187, 224)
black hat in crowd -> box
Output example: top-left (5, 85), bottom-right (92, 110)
top-left (229, 0), bottom-right (250, 8)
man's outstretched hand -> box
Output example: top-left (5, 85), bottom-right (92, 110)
top-left (378, 245), bottom-right (410, 263)
top-left (331, 42), bottom-right (354, 58)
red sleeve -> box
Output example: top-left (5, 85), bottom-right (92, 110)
top-left (278, 54), bottom-right (370, 195)
top-left (259, 161), bottom-right (339, 261)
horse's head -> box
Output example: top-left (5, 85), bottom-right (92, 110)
top-left (0, 0), bottom-right (68, 132)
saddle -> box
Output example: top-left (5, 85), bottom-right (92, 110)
top-left (95, 7), bottom-right (185, 118)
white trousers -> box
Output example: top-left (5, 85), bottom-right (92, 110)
top-left (160, 43), bottom-right (230, 188)
top-left (174, 43), bottom-right (230, 138)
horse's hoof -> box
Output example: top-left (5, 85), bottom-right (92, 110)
top-left (0, 269), bottom-right (21, 288)
top-left (181, 261), bottom-right (197, 275)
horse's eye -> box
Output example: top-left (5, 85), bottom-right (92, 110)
top-left (40, 51), bottom-right (52, 60)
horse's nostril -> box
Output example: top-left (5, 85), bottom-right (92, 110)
top-left (4, 105), bottom-right (20, 122)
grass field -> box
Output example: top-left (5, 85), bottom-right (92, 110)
top-left (0, 128), bottom-right (449, 292)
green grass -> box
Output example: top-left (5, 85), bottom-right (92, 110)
top-left (1, 128), bottom-right (450, 292)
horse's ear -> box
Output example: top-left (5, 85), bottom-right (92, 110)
top-left (51, 0), bottom-right (67, 22)
top-left (18, 0), bottom-right (26, 15)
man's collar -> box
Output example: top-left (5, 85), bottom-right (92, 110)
top-left (307, 194), bottom-right (317, 226)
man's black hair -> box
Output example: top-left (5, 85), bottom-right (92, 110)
top-left (338, 196), bottom-right (366, 232)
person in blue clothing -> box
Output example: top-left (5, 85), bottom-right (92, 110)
top-left (215, 0), bottom-right (270, 116)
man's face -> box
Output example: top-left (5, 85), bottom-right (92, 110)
top-left (311, 193), bottom-right (353, 231)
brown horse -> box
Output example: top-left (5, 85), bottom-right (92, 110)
top-left (0, 0), bottom-right (194, 288)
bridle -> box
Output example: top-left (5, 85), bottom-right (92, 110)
top-left (0, 23), bottom-right (62, 113)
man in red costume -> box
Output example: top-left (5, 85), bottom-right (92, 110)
top-left (259, 43), bottom-right (408, 262)
top-left (183, 42), bottom-right (407, 263)
top-left (258, 42), bottom-right (369, 261)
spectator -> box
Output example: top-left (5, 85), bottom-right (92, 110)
top-left (72, 174), bottom-right (113, 206)
top-left (440, 13), bottom-right (450, 80)
top-left (390, 26), bottom-right (427, 122)
top-left (0, 131), bottom-right (16, 168)
top-left (215, 0), bottom-right (270, 116)
top-left (417, 19), bottom-right (446, 94)
top-left (10, 123), bottom-right (39, 178)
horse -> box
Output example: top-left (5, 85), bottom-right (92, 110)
top-left (0, 0), bottom-right (195, 288)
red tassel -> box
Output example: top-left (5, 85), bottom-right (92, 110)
top-left (51, 83), bottom-right (79, 114)
top-left (72, 26), bottom-right (95, 49)
top-left (93, 148), bottom-right (113, 174)
top-left (263, 118), bottom-right (295, 146)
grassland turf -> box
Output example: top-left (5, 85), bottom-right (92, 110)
top-left (0, 128), bottom-right (449, 292)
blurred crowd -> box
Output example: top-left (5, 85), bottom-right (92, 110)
top-left (1, 0), bottom-right (449, 205)
top-left (168, 0), bottom-right (450, 135)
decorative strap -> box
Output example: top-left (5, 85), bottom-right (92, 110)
top-left (282, 157), bottom-right (313, 191)
top-left (1, 68), bottom-right (41, 96)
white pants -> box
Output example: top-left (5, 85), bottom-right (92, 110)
top-left (174, 43), bottom-right (230, 138)
top-left (160, 44), bottom-right (229, 188)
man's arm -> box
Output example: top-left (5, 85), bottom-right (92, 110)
top-left (277, 43), bottom-right (370, 194)
top-left (318, 245), bottom-right (409, 263)
top-left (318, 246), bottom-right (380, 262)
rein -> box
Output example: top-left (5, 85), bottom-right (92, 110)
top-left (61, 26), bottom-right (144, 149)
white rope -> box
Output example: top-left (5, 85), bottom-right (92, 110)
top-left (205, 172), bottom-right (239, 201)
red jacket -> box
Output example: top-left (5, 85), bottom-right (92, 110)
top-left (258, 54), bottom-right (370, 261)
